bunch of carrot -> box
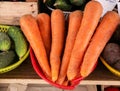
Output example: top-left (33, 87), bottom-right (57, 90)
top-left (19, 0), bottom-right (120, 86)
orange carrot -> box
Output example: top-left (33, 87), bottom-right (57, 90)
top-left (80, 11), bottom-right (120, 77)
top-left (67, 1), bottom-right (103, 80)
top-left (62, 80), bottom-right (69, 86)
top-left (119, 16), bottom-right (120, 25)
top-left (50, 9), bottom-right (65, 82)
top-left (56, 10), bottom-right (83, 84)
top-left (36, 13), bottom-right (51, 57)
top-left (20, 14), bottom-right (51, 78)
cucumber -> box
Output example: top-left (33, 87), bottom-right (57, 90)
top-left (54, 0), bottom-right (72, 11)
top-left (70, 0), bottom-right (86, 6)
top-left (7, 26), bottom-right (28, 58)
top-left (0, 32), bottom-right (11, 51)
top-left (0, 50), bottom-right (15, 68)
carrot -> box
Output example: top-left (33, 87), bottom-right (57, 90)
top-left (56, 10), bottom-right (83, 84)
top-left (50, 9), bottom-right (65, 82)
top-left (36, 13), bottom-right (51, 57)
top-left (62, 80), bottom-right (69, 86)
top-left (118, 16), bottom-right (120, 26)
top-left (67, 1), bottom-right (103, 80)
top-left (20, 14), bottom-right (51, 78)
top-left (80, 11), bottom-right (120, 77)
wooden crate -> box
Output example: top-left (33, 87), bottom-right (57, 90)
top-left (0, 2), bottom-right (38, 25)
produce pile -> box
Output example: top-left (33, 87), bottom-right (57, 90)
top-left (0, 26), bottom-right (28, 68)
top-left (44, 0), bottom-right (89, 11)
top-left (19, 0), bottom-right (119, 87)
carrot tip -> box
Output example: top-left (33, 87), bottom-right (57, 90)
top-left (52, 77), bottom-right (57, 82)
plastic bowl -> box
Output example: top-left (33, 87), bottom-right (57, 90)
top-left (0, 25), bottom-right (30, 73)
top-left (100, 56), bottom-right (120, 77)
top-left (30, 47), bottom-right (83, 90)
top-left (30, 47), bottom-right (98, 90)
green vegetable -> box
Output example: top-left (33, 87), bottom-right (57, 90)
top-left (0, 50), bottom-right (15, 68)
top-left (0, 32), bottom-right (11, 51)
top-left (54, 0), bottom-right (72, 11)
top-left (70, 0), bottom-right (86, 6)
top-left (45, 0), bottom-right (56, 7)
top-left (7, 26), bottom-right (28, 58)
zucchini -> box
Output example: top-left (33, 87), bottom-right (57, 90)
top-left (0, 32), bottom-right (11, 51)
top-left (70, 0), bottom-right (86, 6)
top-left (54, 0), bottom-right (72, 11)
top-left (7, 26), bottom-right (28, 58)
top-left (0, 51), bottom-right (15, 68)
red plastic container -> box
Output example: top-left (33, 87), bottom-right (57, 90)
top-left (30, 47), bottom-right (97, 90)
